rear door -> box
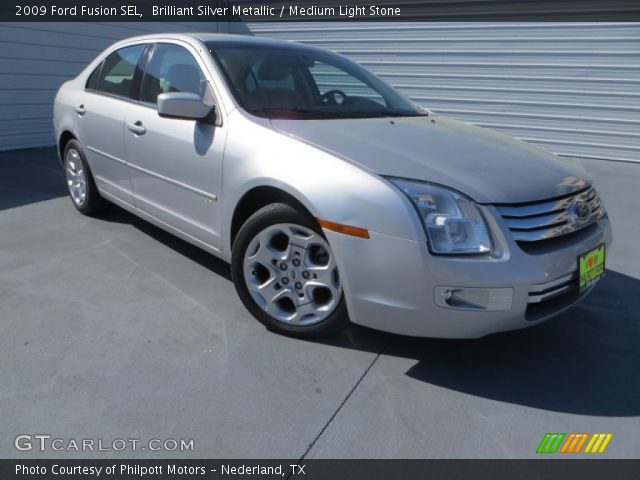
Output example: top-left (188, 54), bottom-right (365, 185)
top-left (124, 42), bottom-right (225, 250)
top-left (82, 44), bottom-right (147, 204)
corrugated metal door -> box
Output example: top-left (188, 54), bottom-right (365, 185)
top-left (234, 22), bottom-right (640, 162)
top-left (0, 21), bottom-right (221, 151)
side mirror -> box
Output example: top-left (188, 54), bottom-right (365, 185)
top-left (157, 92), bottom-right (215, 123)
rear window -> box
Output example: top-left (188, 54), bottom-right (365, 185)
top-left (85, 61), bottom-right (102, 90)
top-left (94, 44), bottom-right (145, 98)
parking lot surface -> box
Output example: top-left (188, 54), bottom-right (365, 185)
top-left (1, 148), bottom-right (638, 458)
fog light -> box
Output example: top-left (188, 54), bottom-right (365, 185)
top-left (435, 287), bottom-right (513, 311)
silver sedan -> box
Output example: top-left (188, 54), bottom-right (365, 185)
top-left (53, 33), bottom-right (612, 338)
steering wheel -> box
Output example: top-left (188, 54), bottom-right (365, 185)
top-left (320, 89), bottom-right (347, 105)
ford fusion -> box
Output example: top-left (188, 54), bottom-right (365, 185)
top-left (53, 34), bottom-right (612, 338)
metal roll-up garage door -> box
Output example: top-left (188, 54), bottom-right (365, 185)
top-left (233, 22), bottom-right (640, 163)
top-left (0, 21), bottom-right (221, 151)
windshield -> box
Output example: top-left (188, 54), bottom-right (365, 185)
top-left (206, 42), bottom-right (426, 120)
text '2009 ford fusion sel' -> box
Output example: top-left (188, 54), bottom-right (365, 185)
top-left (53, 33), bottom-right (612, 338)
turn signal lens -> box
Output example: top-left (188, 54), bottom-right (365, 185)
top-left (318, 219), bottom-right (370, 239)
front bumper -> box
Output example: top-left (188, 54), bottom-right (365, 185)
top-left (325, 213), bottom-right (612, 338)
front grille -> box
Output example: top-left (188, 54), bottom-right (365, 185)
top-left (494, 186), bottom-right (605, 243)
top-left (528, 271), bottom-right (577, 304)
top-left (526, 271), bottom-right (580, 321)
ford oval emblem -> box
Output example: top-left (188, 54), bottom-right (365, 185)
top-left (570, 201), bottom-right (591, 223)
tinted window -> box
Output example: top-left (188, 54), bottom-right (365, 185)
top-left (245, 61), bottom-right (294, 92)
top-left (208, 43), bottom-right (425, 120)
top-left (140, 43), bottom-right (206, 105)
top-left (86, 61), bottom-right (103, 90)
top-left (96, 44), bottom-right (145, 98)
top-left (309, 61), bottom-right (385, 106)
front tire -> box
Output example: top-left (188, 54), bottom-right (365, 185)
top-left (231, 203), bottom-right (348, 337)
top-left (63, 139), bottom-right (106, 215)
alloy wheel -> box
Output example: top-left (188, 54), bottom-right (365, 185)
top-left (242, 223), bottom-right (342, 326)
top-left (64, 148), bottom-right (87, 207)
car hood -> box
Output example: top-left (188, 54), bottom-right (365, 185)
top-left (271, 115), bottom-right (590, 204)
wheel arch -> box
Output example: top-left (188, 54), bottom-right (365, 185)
top-left (230, 185), bottom-right (317, 250)
top-left (58, 130), bottom-right (77, 165)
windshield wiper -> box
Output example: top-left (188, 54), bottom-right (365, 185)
top-left (251, 107), bottom-right (337, 119)
top-left (251, 107), bottom-right (429, 120)
top-left (355, 111), bottom-right (429, 118)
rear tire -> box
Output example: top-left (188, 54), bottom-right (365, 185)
top-left (63, 139), bottom-right (107, 215)
top-left (231, 203), bottom-right (348, 338)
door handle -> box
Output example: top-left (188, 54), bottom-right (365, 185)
top-left (127, 121), bottom-right (146, 135)
top-left (74, 105), bottom-right (86, 116)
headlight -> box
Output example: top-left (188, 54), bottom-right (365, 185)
top-left (388, 178), bottom-right (492, 254)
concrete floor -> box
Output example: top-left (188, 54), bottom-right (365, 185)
top-left (1, 148), bottom-right (638, 459)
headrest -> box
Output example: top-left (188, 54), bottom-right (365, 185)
top-left (257, 59), bottom-right (291, 82)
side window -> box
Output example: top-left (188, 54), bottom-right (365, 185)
top-left (308, 61), bottom-right (385, 106)
top-left (140, 43), bottom-right (206, 105)
top-left (96, 44), bottom-right (145, 98)
top-left (86, 61), bottom-right (103, 90)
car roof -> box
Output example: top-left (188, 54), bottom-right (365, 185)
top-left (118, 33), bottom-right (316, 50)
top-left (194, 33), bottom-right (306, 47)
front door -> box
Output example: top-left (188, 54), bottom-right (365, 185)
top-left (124, 42), bottom-right (225, 250)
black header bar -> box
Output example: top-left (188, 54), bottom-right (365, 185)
top-left (2, 459), bottom-right (640, 480)
top-left (3, 0), bottom-right (640, 22)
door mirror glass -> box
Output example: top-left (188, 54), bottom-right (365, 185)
top-left (157, 92), bottom-right (215, 122)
